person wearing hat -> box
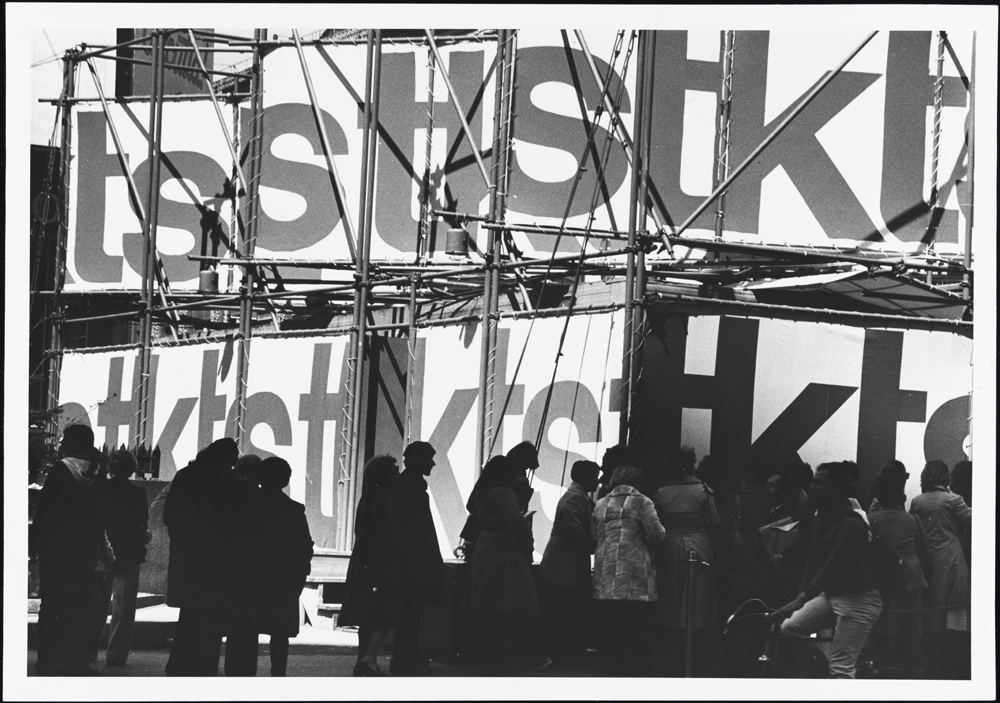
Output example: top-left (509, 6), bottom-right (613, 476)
top-left (34, 424), bottom-right (108, 675)
top-left (390, 442), bottom-right (444, 676)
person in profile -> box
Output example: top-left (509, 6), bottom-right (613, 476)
top-left (103, 449), bottom-right (151, 668)
top-left (539, 460), bottom-right (599, 670)
top-left (597, 444), bottom-right (642, 500)
top-left (391, 442), bottom-right (444, 676)
top-left (34, 424), bottom-right (107, 676)
top-left (163, 438), bottom-right (241, 676)
top-left (339, 456), bottom-right (402, 676)
top-left (244, 456), bottom-right (314, 677)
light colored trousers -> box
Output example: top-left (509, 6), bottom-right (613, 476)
top-left (780, 589), bottom-right (882, 678)
top-left (107, 563), bottom-right (141, 664)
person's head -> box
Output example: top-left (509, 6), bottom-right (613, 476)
top-left (695, 455), bottom-right (721, 490)
top-left (235, 454), bottom-right (263, 491)
top-left (403, 441), bottom-right (436, 476)
top-left (480, 455), bottom-right (514, 490)
top-left (878, 459), bottom-right (909, 481)
top-left (600, 444), bottom-right (641, 484)
top-left (59, 424), bottom-right (95, 459)
top-left (108, 450), bottom-right (139, 480)
top-left (259, 456), bottom-right (292, 491)
top-left (950, 460), bottom-right (972, 505)
top-left (570, 460), bottom-right (601, 492)
top-left (198, 438), bottom-right (240, 471)
top-left (793, 462), bottom-right (814, 493)
top-left (740, 460), bottom-right (770, 488)
top-left (609, 465), bottom-right (643, 490)
top-left (766, 468), bottom-right (798, 507)
top-left (811, 461), bottom-right (857, 508)
top-left (920, 459), bottom-right (950, 491)
top-left (506, 442), bottom-right (539, 476)
top-left (871, 473), bottom-right (906, 509)
top-left (362, 455), bottom-right (399, 494)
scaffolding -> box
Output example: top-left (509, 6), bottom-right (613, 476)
top-left (31, 28), bottom-right (977, 548)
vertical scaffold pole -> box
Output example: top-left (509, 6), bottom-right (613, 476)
top-left (926, 30), bottom-right (946, 283)
top-left (962, 33), bottom-right (975, 302)
top-left (337, 31), bottom-right (375, 550)
top-left (234, 29), bottom-right (267, 453)
top-left (345, 31), bottom-right (383, 549)
top-left (713, 30), bottom-right (735, 248)
top-left (404, 273), bottom-right (419, 446)
top-left (47, 52), bottom-right (78, 441)
top-left (628, 31), bottom-right (655, 440)
top-left (620, 30), bottom-right (648, 445)
top-left (489, 30), bottom-right (515, 456)
top-left (418, 37), bottom-right (437, 264)
top-left (477, 29), bottom-right (507, 471)
top-left (136, 32), bottom-right (164, 450)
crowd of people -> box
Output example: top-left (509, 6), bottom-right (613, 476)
top-left (32, 423), bottom-right (974, 679)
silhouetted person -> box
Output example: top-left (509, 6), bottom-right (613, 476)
top-left (910, 460), bottom-right (971, 679)
top-left (506, 441), bottom-right (540, 514)
top-left (34, 424), bottom-right (107, 676)
top-left (225, 454), bottom-right (264, 676)
top-left (465, 456), bottom-right (540, 676)
top-left (540, 460), bottom-right (599, 670)
top-left (868, 460), bottom-right (910, 513)
top-left (391, 442), bottom-right (444, 676)
top-left (246, 457), bottom-right (314, 677)
top-left (103, 450), bottom-right (150, 667)
top-left (163, 438), bottom-right (241, 676)
top-left (340, 456), bottom-right (402, 676)
top-left (597, 444), bottom-right (641, 500)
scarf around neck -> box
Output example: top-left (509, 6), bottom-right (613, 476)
top-left (63, 456), bottom-right (98, 486)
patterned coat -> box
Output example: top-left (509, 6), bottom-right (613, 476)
top-left (592, 485), bottom-right (666, 601)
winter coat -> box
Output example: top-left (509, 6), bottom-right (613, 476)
top-left (540, 482), bottom-right (596, 593)
top-left (34, 459), bottom-right (107, 574)
top-left (394, 468), bottom-right (445, 605)
top-left (909, 489), bottom-right (971, 632)
top-left (104, 476), bottom-right (150, 568)
top-left (868, 506), bottom-right (929, 636)
top-left (466, 487), bottom-right (539, 615)
top-left (339, 488), bottom-right (401, 628)
top-left (592, 485), bottom-right (666, 601)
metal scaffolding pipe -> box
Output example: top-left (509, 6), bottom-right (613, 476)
top-left (43, 93), bottom-right (253, 105)
top-left (674, 30), bottom-right (878, 238)
top-left (404, 274), bottom-right (419, 445)
top-left (424, 30), bottom-right (493, 191)
top-left (418, 35), bottom-right (437, 263)
top-left (713, 30), bottom-right (736, 244)
top-left (963, 33), bottom-right (975, 301)
top-left (619, 29), bottom-right (647, 445)
top-left (292, 29), bottom-right (360, 263)
top-left (477, 29), bottom-right (507, 471)
top-left (188, 30), bottom-right (249, 195)
top-left (346, 31), bottom-right (383, 549)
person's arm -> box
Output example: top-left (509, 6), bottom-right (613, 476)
top-left (952, 494), bottom-right (972, 526)
top-left (640, 497), bottom-right (667, 546)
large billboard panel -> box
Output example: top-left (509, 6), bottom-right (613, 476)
top-left (56, 311), bottom-right (972, 556)
top-left (66, 30), bottom-right (974, 291)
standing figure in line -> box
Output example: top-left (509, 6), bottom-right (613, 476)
top-left (34, 425), bottom-right (108, 676)
top-left (163, 438), bottom-right (241, 676)
top-left (103, 450), bottom-right (151, 668)
top-left (246, 456), bottom-right (314, 677)
top-left (339, 456), bottom-right (402, 677)
top-left (465, 456), bottom-right (540, 676)
top-left (391, 442), bottom-right (445, 676)
top-left (909, 460), bottom-right (972, 679)
top-left (591, 465), bottom-right (666, 677)
top-left (652, 447), bottom-right (720, 675)
top-left (867, 473), bottom-right (929, 678)
top-left (539, 460), bottom-right (599, 670)
top-left (225, 454), bottom-right (264, 677)
top-left (768, 461), bottom-right (883, 679)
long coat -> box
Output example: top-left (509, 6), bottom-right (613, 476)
top-left (104, 475), bottom-right (150, 568)
top-left (466, 487), bottom-right (539, 615)
top-left (540, 481), bottom-right (596, 593)
top-left (868, 506), bottom-right (929, 636)
top-left (242, 489), bottom-right (314, 637)
top-left (339, 489), bottom-right (401, 628)
top-left (653, 478), bottom-right (719, 629)
top-left (592, 485), bottom-right (666, 601)
top-left (909, 489), bottom-right (971, 632)
top-left (162, 461), bottom-right (241, 611)
top-left (395, 468), bottom-right (445, 605)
